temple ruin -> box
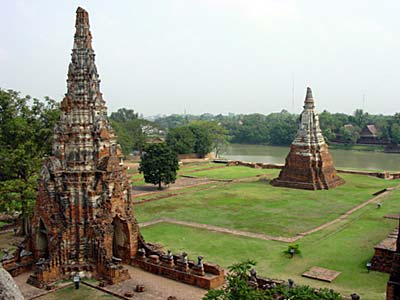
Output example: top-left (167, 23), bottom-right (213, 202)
top-left (387, 219), bottom-right (400, 300)
top-left (21, 6), bottom-right (142, 286)
top-left (271, 87), bottom-right (345, 190)
top-left (2, 7), bottom-right (224, 290)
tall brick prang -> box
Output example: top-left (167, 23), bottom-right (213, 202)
top-left (271, 87), bottom-right (345, 190)
top-left (1, 6), bottom-right (225, 291)
top-left (387, 219), bottom-right (400, 300)
top-left (20, 7), bottom-right (142, 287)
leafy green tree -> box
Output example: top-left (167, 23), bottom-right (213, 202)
top-left (188, 123), bottom-right (213, 157)
top-left (204, 260), bottom-right (342, 300)
top-left (188, 121), bottom-right (230, 157)
top-left (166, 121), bottom-right (230, 157)
top-left (110, 108), bottom-right (159, 155)
top-left (352, 109), bottom-right (368, 128)
top-left (203, 260), bottom-right (265, 300)
top-left (0, 89), bottom-right (59, 234)
top-left (195, 121), bottom-right (230, 158)
top-left (390, 123), bottom-right (400, 145)
top-left (339, 125), bottom-right (361, 145)
top-left (139, 143), bottom-right (179, 190)
top-left (166, 127), bottom-right (196, 154)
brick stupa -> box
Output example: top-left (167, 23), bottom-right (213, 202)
top-left (24, 7), bottom-right (142, 287)
top-left (387, 219), bottom-right (400, 300)
top-left (271, 87), bottom-right (345, 190)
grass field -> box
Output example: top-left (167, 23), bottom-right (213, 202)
top-left (131, 163), bottom-right (400, 299)
top-left (129, 162), bottom-right (220, 185)
top-left (141, 187), bottom-right (400, 300)
top-left (180, 165), bottom-right (278, 179)
top-left (134, 168), bottom-right (399, 237)
top-left (37, 284), bottom-right (117, 300)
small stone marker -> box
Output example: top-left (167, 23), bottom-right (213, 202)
top-left (302, 267), bottom-right (341, 282)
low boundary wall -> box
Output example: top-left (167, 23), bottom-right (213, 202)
top-left (214, 159), bottom-right (400, 180)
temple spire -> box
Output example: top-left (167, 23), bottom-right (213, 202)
top-left (74, 7), bottom-right (92, 50)
top-left (304, 87), bottom-right (314, 109)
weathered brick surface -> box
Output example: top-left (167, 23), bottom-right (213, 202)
top-left (132, 254), bottom-right (225, 290)
top-left (372, 228), bottom-right (398, 273)
top-left (3, 7), bottom-right (142, 287)
top-left (387, 221), bottom-right (400, 300)
top-left (3, 6), bottom-right (225, 291)
top-left (271, 87), bottom-right (344, 190)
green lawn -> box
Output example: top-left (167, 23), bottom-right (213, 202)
top-left (37, 284), bottom-right (117, 300)
top-left (181, 165), bottom-right (278, 180)
top-left (178, 162), bottom-right (220, 173)
top-left (130, 162), bottom-right (220, 184)
top-left (134, 170), bottom-right (399, 237)
top-left (141, 188), bottom-right (400, 300)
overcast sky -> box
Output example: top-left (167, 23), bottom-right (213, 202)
top-left (1, 0), bottom-right (400, 116)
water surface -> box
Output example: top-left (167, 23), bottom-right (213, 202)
top-left (222, 144), bottom-right (400, 171)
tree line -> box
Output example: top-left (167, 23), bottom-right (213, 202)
top-left (0, 89), bottom-right (59, 234)
top-left (154, 109), bottom-right (400, 146)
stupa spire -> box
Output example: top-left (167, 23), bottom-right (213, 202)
top-left (304, 87), bottom-right (314, 109)
top-left (271, 87), bottom-right (344, 190)
top-left (74, 7), bottom-right (92, 49)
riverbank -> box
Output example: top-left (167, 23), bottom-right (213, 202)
top-left (328, 143), bottom-right (385, 152)
top-left (222, 143), bottom-right (400, 171)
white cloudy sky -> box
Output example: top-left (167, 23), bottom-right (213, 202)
top-left (1, 0), bottom-right (400, 116)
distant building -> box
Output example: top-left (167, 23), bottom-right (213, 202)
top-left (358, 124), bottom-right (382, 145)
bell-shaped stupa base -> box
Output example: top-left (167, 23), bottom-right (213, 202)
top-left (271, 87), bottom-right (345, 190)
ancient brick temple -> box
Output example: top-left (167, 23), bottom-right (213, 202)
top-left (387, 220), bottom-right (400, 300)
top-left (271, 87), bottom-right (345, 190)
top-left (23, 7), bottom-right (141, 286)
top-left (2, 7), bottom-right (224, 290)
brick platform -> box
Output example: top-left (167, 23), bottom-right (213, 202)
top-left (302, 267), bottom-right (341, 282)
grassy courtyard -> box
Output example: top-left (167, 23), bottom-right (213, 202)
top-left (132, 164), bottom-right (400, 300)
top-left (37, 284), bottom-right (117, 300)
top-left (134, 166), bottom-right (399, 237)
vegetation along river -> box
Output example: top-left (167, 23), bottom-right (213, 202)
top-left (222, 144), bottom-right (400, 171)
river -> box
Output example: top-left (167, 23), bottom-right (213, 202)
top-left (222, 144), bottom-right (400, 171)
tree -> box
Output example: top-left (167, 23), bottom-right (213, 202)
top-left (110, 108), bottom-right (160, 155)
top-left (339, 125), bottom-right (360, 145)
top-left (203, 260), bottom-right (342, 300)
top-left (166, 127), bottom-right (196, 154)
top-left (195, 121), bottom-right (230, 158)
top-left (390, 123), bottom-right (400, 145)
top-left (189, 123), bottom-right (213, 157)
top-left (139, 143), bottom-right (179, 190)
top-left (203, 260), bottom-right (265, 300)
top-left (166, 121), bottom-right (230, 157)
top-left (0, 89), bottom-right (59, 234)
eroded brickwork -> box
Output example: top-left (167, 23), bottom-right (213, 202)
top-left (271, 87), bottom-right (345, 190)
top-left (16, 7), bottom-right (140, 287)
top-left (3, 7), bottom-right (224, 291)
top-left (371, 228), bottom-right (398, 273)
top-left (387, 220), bottom-right (400, 300)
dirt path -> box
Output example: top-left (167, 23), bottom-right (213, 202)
top-left (14, 267), bottom-right (206, 300)
top-left (132, 177), bottom-right (214, 197)
top-left (296, 187), bottom-right (396, 238)
top-left (140, 187), bottom-right (398, 243)
top-left (97, 265), bottom-right (207, 300)
top-left (140, 218), bottom-right (297, 243)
